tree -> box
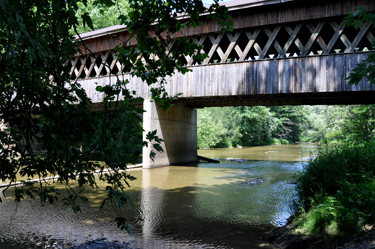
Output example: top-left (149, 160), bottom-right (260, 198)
top-left (270, 106), bottom-right (308, 143)
top-left (0, 0), bottom-right (231, 233)
top-left (197, 108), bottom-right (227, 148)
top-left (342, 6), bottom-right (375, 85)
top-left (75, 0), bottom-right (131, 34)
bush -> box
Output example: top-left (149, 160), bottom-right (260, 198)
top-left (295, 142), bottom-right (375, 207)
top-left (293, 142), bottom-right (375, 235)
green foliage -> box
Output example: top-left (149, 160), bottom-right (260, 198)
top-left (342, 6), bottom-right (375, 85)
top-left (299, 105), bottom-right (375, 144)
top-left (196, 106), bottom-right (308, 148)
top-left (270, 106), bottom-right (308, 143)
top-left (197, 108), bottom-right (227, 148)
top-left (293, 142), bottom-right (375, 235)
top-left (75, 0), bottom-right (131, 34)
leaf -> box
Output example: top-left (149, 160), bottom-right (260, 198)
top-left (82, 12), bottom-right (94, 30)
top-left (153, 143), bottom-right (164, 153)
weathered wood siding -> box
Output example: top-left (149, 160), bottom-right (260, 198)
top-left (78, 52), bottom-right (375, 105)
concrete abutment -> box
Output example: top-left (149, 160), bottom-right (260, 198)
top-left (142, 99), bottom-right (197, 168)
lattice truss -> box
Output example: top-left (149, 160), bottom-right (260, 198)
top-left (70, 18), bottom-right (375, 80)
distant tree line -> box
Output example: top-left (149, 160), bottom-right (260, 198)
top-left (197, 105), bottom-right (375, 148)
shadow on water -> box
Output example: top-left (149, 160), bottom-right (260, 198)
top-left (0, 144), bottom-right (315, 248)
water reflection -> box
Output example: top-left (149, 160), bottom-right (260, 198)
top-left (0, 143), bottom-right (315, 249)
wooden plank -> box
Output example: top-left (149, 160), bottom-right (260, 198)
top-left (319, 56), bottom-right (327, 92)
top-left (235, 63), bottom-right (241, 95)
top-left (230, 64), bottom-right (236, 95)
top-left (335, 54), bottom-right (344, 92)
top-left (258, 61), bottom-right (266, 94)
top-left (243, 62), bottom-right (248, 95)
top-left (305, 57), bottom-right (312, 93)
top-left (221, 64), bottom-right (227, 96)
top-left (280, 59), bottom-right (286, 93)
top-left (248, 61), bottom-right (255, 95)
top-left (202, 66), bottom-right (207, 96)
top-left (281, 59), bottom-right (291, 93)
top-left (271, 60), bottom-right (279, 94)
top-left (314, 56), bottom-right (321, 92)
top-left (300, 58), bottom-right (306, 93)
top-left (327, 55), bottom-right (335, 92)
top-left (289, 58), bottom-right (294, 93)
top-left (357, 54), bottom-right (365, 91)
top-left (292, 58), bottom-right (298, 93)
top-left (211, 64), bottom-right (217, 96)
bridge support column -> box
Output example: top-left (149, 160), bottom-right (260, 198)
top-left (142, 99), bottom-right (197, 168)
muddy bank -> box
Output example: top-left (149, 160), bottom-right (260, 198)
top-left (268, 220), bottom-right (375, 249)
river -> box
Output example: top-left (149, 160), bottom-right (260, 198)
top-left (0, 143), bottom-right (316, 249)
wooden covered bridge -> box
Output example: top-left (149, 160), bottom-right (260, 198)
top-left (71, 0), bottom-right (375, 168)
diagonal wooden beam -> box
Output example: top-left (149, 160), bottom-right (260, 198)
top-left (264, 27), bottom-right (283, 58)
top-left (236, 29), bottom-right (260, 61)
top-left (87, 55), bottom-right (97, 78)
top-left (70, 57), bottom-right (79, 77)
top-left (203, 33), bottom-right (224, 64)
top-left (347, 21), bottom-right (373, 52)
top-left (221, 31), bottom-right (242, 63)
top-left (366, 30), bottom-right (374, 44)
top-left (303, 22), bottom-right (325, 55)
top-left (324, 21), bottom-right (345, 54)
top-left (165, 39), bottom-right (175, 56)
top-left (78, 56), bottom-right (89, 79)
top-left (283, 24), bottom-right (302, 57)
top-left (98, 51), bottom-right (111, 76)
top-left (109, 51), bottom-right (121, 73)
top-left (187, 36), bottom-right (207, 66)
top-left (259, 27), bottom-right (281, 59)
top-left (183, 37), bottom-right (192, 65)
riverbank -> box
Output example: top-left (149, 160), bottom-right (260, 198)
top-left (268, 142), bottom-right (375, 249)
top-left (269, 218), bottom-right (375, 249)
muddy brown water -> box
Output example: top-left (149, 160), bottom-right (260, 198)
top-left (0, 143), bottom-right (316, 249)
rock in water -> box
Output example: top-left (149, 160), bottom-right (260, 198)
top-left (242, 177), bottom-right (267, 186)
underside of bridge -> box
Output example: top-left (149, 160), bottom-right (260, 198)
top-left (175, 91), bottom-right (375, 108)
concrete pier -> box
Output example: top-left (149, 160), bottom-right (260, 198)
top-left (142, 99), bottom-right (197, 168)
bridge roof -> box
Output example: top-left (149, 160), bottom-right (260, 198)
top-left (75, 0), bottom-right (375, 55)
top-left (77, 0), bottom-right (295, 41)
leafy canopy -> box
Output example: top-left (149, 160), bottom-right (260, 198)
top-left (0, 0), bottom-right (231, 233)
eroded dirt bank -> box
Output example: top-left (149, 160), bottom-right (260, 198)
top-left (268, 220), bottom-right (375, 249)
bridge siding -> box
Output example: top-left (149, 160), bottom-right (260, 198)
top-left (78, 53), bottom-right (373, 103)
